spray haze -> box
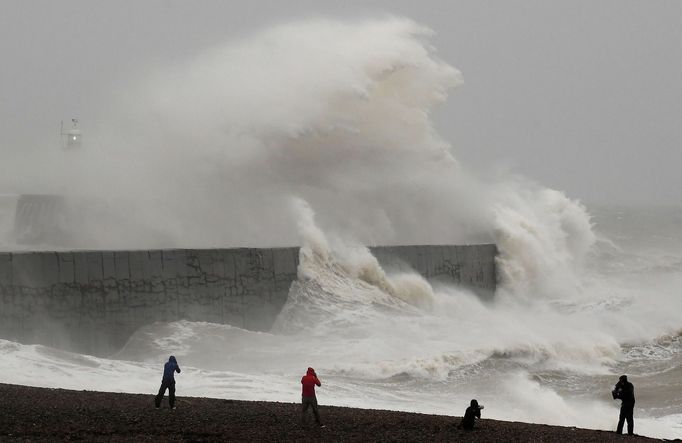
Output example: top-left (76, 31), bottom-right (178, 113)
top-left (4, 17), bottom-right (592, 283)
top-left (2, 15), bottom-right (599, 358)
top-left (1, 16), bottom-right (599, 352)
top-left (5, 13), bottom-right (682, 439)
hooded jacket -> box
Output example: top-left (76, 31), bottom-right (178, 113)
top-left (301, 367), bottom-right (321, 397)
top-left (162, 356), bottom-right (181, 382)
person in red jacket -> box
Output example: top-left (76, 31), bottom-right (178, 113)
top-left (301, 367), bottom-right (324, 427)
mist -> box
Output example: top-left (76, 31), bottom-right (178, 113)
top-left (2, 1), bottom-right (681, 210)
top-left (1, 8), bottom-right (681, 438)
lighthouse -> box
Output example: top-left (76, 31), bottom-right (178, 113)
top-left (61, 118), bottom-right (82, 148)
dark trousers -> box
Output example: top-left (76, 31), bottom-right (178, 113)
top-left (617, 402), bottom-right (634, 435)
top-left (155, 380), bottom-right (176, 408)
top-left (301, 396), bottom-right (321, 425)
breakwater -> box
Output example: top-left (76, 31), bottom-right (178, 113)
top-left (0, 245), bottom-right (496, 356)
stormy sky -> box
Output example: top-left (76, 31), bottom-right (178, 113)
top-left (1, 0), bottom-right (680, 206)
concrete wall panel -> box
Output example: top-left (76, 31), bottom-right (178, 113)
top-left (0, 244), bottom-right (496, 356)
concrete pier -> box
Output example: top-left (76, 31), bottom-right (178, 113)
top-left (0, 245), bottom-right (496, 355)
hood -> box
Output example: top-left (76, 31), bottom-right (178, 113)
top-left (306, 367), bottom-right (315, 376)
top-left (470, 399), bottom-right (479, 408)
top-left (169, 356), bottom-right (177, 364)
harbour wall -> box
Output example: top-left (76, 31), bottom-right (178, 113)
top-left (0, 245), bottom-right (497, 356)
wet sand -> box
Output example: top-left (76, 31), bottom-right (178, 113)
top-left (0, 383), bottom-right (671, 442)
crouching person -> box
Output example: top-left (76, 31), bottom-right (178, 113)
top-left (301, 367), bottom-right (324, 427)
top-left (458, 399), bottom-right (484, 430)
top-left (155, 355), bottom-right (181, 409)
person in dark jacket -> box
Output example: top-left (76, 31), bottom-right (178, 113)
top-left (612, 375), bottom-right (635, 435)
top-left (458, 399), bottom-right (484, 430)
top-left (301, 367), bottom-right (324, 427)
top-left (155, 355), bottom-right (181, 409)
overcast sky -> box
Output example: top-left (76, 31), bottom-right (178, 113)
top-left (1, 0), bottom-right (680, 206)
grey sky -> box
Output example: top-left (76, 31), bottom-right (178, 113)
top-left (1, 0), bottom-right (680, 205)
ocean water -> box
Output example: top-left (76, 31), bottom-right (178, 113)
top-left (0, 18), bottom-right (680, 439)
top-left (1, 204), bottom-right (681, 439)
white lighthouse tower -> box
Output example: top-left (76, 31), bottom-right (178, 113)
top-left (61, 118), bottom-right (82, 148)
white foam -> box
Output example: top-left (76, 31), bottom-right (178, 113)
top-left (0, 16), bottom-right (681, 439)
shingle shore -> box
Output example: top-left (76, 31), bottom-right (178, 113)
top-left (0, 383), bottom-right (668, 442)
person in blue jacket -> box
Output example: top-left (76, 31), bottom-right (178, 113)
top-left (155, 355), bottom-right (181, 409)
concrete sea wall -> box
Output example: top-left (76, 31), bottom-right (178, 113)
top-left (0, 245), bottom-right (496, 356)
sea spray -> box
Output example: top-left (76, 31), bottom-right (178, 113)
top-left (293, 197), bottom-right (435, 310)
top-left (493, 183), bottom-right (596, 301)
top-left (273, 198), bottom-right (432, 335)
top-left (0, 17), bottom-right (681, 439)
top-left (1, 16), bottom-right (598, 315)
top-left (3, 18), bottom-right (478, 250)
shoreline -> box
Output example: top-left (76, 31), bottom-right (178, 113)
top-left (0, 383), bottom-right (671, 442)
